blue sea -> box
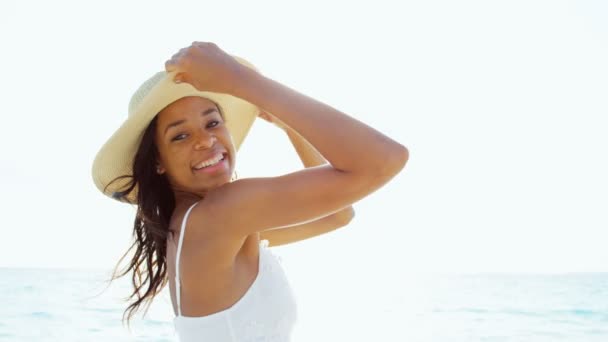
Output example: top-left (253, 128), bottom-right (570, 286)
top-left (1, 268), bottom-right (607, 341)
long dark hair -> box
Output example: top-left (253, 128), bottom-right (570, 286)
top-left (104, 115), bottom-right (175, 327)
top-left (104, 105), bottom-right (234, 327)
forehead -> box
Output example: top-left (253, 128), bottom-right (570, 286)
top-left (157, 96), bottom-right (219, 124)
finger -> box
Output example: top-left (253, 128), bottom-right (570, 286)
top-left (165, 60), bottom-right (178, 73)
top-left (165, 53), bottom-right (184, 71)
top-left (193, 41), bottom-right (214, 47)
top-left (173, 72), bottom-right (188, 84)
top-left (168, 47), bottom-right (188, 62)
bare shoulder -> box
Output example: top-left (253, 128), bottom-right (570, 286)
top-left (178, 192), bottom-right (249, 266)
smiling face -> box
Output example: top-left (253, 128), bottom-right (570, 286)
top-left (154, 96), bottom-right (236, 198)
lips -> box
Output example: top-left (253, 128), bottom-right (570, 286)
top-left (192, 151), bottom-right (228, 170)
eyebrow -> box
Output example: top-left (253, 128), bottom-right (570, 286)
top-left (164, 107), bottom-right (219, 136)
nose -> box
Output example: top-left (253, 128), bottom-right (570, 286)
top-left (194, 132), bottom-right (217, 150)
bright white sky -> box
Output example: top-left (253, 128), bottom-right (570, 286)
top-left (1, 0), bottom-right (606, 273)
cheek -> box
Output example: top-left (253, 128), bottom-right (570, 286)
top-left (156, 143), bottom-right (174, 166)
top-left (162, 145), bottom-right (192, 171)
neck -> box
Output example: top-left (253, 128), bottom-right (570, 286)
top-left (173, 190), bottom-right (205, 207)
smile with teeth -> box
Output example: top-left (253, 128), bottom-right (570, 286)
top-left (193, 153), bottom-right (225, 170)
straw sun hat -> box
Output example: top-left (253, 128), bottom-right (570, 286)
top-left (92, 56), bottom-right (260, 204)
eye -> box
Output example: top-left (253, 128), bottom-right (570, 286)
top-left (208, 120), bottom-right (221, 128)
top-left (171, 133), bottom-right (188, 142)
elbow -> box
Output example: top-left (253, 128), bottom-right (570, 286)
top-left (334, 206), bottom-right (355, 227)
top-left (377, 144), bottom-right (409, 181)
top-left (391, 144), bottom-right (409, 173)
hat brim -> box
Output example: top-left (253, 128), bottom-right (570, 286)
top-left (92, 58), bottom-right (259, 203)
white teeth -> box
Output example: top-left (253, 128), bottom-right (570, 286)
top-left (194, 153), bottom-right (224, 170)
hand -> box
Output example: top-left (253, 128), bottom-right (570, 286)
top-left (258, 111), bottom-right (289, 131)
top-left (164, 41), bottom-right (251, 95)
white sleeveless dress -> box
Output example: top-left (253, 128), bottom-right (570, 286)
top-left (172, 203), bottom-right (298, 341)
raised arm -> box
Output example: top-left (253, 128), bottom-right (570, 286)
top-left (235, 70), bottom-right (408, 181)
top-left (259, 111), bottom-right (354, 221)
top-left (165, 42), bottom-right (408, 240)
top-left (258, 113), bottom-right (355, 246)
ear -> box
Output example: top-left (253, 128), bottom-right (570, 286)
top-left (156, 162), bottom-right (166, 175)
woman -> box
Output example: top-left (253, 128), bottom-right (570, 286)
top-left (92, 42), bottom-right (408, 341)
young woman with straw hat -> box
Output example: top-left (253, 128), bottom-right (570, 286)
top-left (92, 41), bottom-right (408, 341)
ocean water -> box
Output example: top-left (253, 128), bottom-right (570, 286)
top-left (1, 268), bottom-right (607, 341)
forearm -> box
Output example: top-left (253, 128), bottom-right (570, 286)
top-left (286, 128), bottom-right (354, 216)
top-left (285, 128), bottom-right (326, 168)
top-left (260, 206), bottom-right (355, 247)
top-left (234, 69), bottom-right (408, 179)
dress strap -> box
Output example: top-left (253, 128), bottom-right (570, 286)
top-left (175, 202), bottom-right (199, 316)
